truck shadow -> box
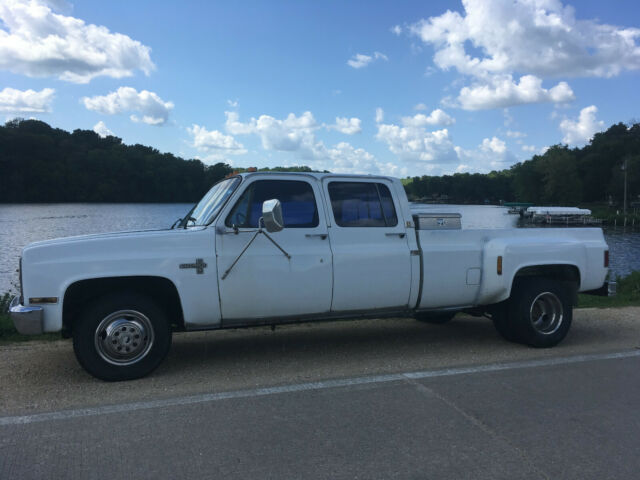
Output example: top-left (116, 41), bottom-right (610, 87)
top-left (161, 312), bottom-right (637, 378)
top-left (171, 316), bottom-right (487, 351)
top-left (162, 316), bottom-right (515, 375)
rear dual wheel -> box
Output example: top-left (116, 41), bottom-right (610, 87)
top-left (493, 277), bottom-right (573, 348)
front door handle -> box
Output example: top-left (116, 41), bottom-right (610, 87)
top-left (385, 232), bottom-right (406, 238)
top-left (305, 234), bottom-right (328, 240)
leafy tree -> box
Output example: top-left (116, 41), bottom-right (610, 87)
top-left (0, 120), bottom-right (234, 203)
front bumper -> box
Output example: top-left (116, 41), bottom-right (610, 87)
top-left (8, 296), bottom-right (44, 335)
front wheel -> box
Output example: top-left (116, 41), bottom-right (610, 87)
top-left (73, 292), bottom-right (172, 381)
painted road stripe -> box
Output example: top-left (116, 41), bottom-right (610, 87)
top-left (2, 349), bottom-right (639, 427)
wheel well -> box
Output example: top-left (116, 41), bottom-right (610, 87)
top-left (62, 276), bottom-right (184, 338)
top-left (512, 264), bottom-right (580, 303)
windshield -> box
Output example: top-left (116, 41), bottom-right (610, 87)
top-left (186, 177), bottom-right (241, 226)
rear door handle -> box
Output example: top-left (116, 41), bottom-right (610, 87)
top-left (306, 234), bottom-right (328, 240)
top-left (385, 232), bottom-right (406, 238)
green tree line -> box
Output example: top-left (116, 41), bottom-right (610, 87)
top-left (1, 118), bottom-right (638, 204)
top-left (0, 119), bottom-right (238, 203)
top-left (405, 122), bottom-right (640, 205)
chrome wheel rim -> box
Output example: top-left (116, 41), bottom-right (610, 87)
top-left (94, 310), bottom-right (154, 366)
top-left (529, 292), bottom-right (563, 335)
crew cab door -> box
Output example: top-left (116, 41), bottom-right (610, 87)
top-left (323, 178), bottom-right (412, 312)
top-left (215, 177), bottom-right (332, 323)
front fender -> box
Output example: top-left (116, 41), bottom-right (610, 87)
top-left (21, 227), bottom-right (221, 332)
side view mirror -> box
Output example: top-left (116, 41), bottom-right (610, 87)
top-left (262, 199), bottom-right (284, 233)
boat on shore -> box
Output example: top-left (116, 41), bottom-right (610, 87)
top-left (522, 206), bottom-right (602, 225)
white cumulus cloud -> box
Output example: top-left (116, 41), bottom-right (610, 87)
top-left (376, 122), bottom-right (458, 164)
top-left (189, 124), bottom-right (246, 154)
top-left (324, 142), bottom-right (405, 176)
top-left (224, 111), bottom-right (256, 135)
top-left (0, 87), bottom-right (54, 113)
top-left (407, 0), bottom-right (640, 109)
top-left (93, 121), bottom-right (113, 138)
top-left (376, 109), bottom-right (518, 173)
top-left (560, 105), bottom-right (605, 145)
top-left (455, 136), bottom-right (517, 172)
top-left (0, 0), bottom-right (155, 83)
top-left (225, 110), bottom-right (324, 159)
top-left (82, 87), bottom-right (173, 126)
top-left (457, 75), bottom-right (574, 110)
top-left (224, 110), bottom-right (399, 175)
top-left (480, 136), bottom-right (506, 154)
top-left (328, 117), bottom-right (362, 135)
top-left (410, 0), bottom-right (640, 79)
top-left (401, 109), bottom-right (455, 127)
top-left (347, 51), bottom-right (388, 69)
top-left (375, 107), bottom-right (384, 123)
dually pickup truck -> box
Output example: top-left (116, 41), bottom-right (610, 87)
top-left (10, 172), bottom-right (613, 380)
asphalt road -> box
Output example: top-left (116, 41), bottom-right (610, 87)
top-left (1, 307), bottom-right (640, 479)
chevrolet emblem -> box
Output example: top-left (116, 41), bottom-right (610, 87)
top-left (179, 258), bottom-right (207, 274)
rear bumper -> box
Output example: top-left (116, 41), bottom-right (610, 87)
top-left (8, 296), bottom-right (44, 335)
top-left (582, 281), bottom-right (616, 297)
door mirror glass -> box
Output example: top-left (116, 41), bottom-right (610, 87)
top-left (262, 199), bottom-right (284, 232)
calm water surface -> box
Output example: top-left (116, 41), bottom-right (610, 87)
top-left (0, 203), bottom-right (191, 293)
top-left (1, 203), bottom-right (638, 293)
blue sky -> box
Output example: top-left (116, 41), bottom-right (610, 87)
top-left (1, 0), bottom-right (639, 177)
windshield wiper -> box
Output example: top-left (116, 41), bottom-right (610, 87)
top-left (175, 205), bottom-right (197, 229)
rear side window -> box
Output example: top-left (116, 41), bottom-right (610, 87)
top-left (328, 182), bottom-right (398, 227)
top-left (226, 180), bottom-right (319, 228)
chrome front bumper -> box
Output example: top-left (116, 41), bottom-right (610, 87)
top-left (8, 296), bottom-right (44, 335)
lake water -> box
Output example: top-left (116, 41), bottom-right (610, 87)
top-left (0, 203), bottom-right (191, 293)
top-left (1, 203), bottom-right (639, 294)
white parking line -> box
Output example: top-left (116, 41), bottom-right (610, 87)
top-left (1, 350), bottom-right (639, 427)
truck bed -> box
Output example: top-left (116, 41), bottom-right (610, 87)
top-left (412, 209), bottom-right (608, 309)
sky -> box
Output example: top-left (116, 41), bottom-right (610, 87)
top-left (1, 0), bottom-right (639, 177)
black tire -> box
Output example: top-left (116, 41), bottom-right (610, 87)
top-left (73, 292), bottom-right (172, 381)
top-left (508, 277), bottom-right (573, 348)
top-left (415, 311), bottom-right (456, 324)
top-left (490, 300), bottom-right (520, 343)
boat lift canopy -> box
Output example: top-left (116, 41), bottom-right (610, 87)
top-left (526, 206), bottom-right (592, 216)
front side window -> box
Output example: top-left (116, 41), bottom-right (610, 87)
top-left (226, 180), bottom-right (319, 228)
top-left (328, 181), bottom-right (398, 227)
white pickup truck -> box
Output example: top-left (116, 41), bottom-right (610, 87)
top-left (10, 172), bottom-right (613, 380)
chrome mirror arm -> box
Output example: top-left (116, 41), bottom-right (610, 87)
top-left (221, 217), bottom-right (290, 280)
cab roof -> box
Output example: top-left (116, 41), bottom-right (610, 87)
top-left (236, 171), bottom-right (398, 182)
